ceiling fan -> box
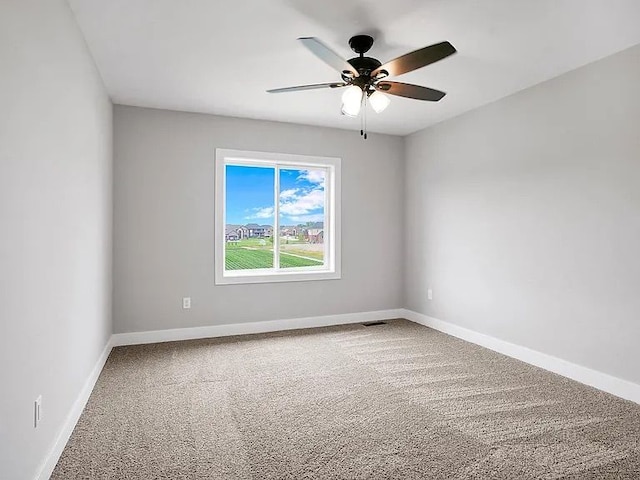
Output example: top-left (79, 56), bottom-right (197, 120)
top-left (267, 35), bottom-right (457, 138)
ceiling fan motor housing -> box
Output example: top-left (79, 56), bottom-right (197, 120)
top-left (346, 36), bottom-right (385, 85)
top-left (347, 56), bottom-right (382, 78)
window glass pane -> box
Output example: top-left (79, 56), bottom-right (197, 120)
top-left (225, 165), bottom-right (274, 270)
top-left (279, 168), bottom-right (326, 269)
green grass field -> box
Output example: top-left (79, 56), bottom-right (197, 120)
top-left (280, 248), bottom-right (324, 260)
top-left (225, 245), bottom-right (323, 270)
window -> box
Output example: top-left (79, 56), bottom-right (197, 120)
top-left (215, 149), bottom-right (341, 285)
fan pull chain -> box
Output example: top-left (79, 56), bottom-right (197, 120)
top-left (364, 94), bottom-right (368, 140)
top-left (360, 93), bottom-right (364, 137)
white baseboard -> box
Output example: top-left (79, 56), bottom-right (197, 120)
top-left (402, 309), bottom-right (640, 405)
top-left (35, 338), bottom-right (114, 480)
top-left (112, 309), bottom-right (405, 347)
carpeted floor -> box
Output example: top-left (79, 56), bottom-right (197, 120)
top-left (53, 319), bottom-right (640, 479)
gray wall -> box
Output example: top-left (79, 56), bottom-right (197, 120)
top-left (405, 45), bottom-right (640, 385)
top-left (113, 106), bottom-right (404, 334)
top-left (0, 1), bottom-right (113, 478)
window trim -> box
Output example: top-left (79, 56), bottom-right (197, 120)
top-left (214, 148), bottom-right (341, 285)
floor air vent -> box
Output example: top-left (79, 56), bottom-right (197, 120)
top-left (362, 321), bottom-right (387, 327)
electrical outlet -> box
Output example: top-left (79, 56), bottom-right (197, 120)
top-left (427, 289), bottom-right (433, 300)
top-left (34, 395), bottom-right (42, 428)
top-left (182, 297), bottom-right (191, 309)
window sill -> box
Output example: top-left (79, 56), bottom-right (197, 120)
top-left (215, 269), bottom-right (341, 285)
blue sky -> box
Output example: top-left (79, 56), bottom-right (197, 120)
top-left (225, 165), bottom-right (325, 226)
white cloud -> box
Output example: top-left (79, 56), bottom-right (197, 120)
top-left (279, 188), bottom-right (299, 199)
top-left (245, 178), bottom-right (326, 222)
top-left (245, 206), bottom-right (274, 219)
top-left (280, 188), bottom-right (324, 215)
top-left (298, 169), bottom-right (325, 186)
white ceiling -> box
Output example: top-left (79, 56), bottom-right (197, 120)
top-left (68, 0), bottom-right (640, 136)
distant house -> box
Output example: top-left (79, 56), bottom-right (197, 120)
top-left (244, 223), bottom-right (272, 238)
top-left (225, 230), bottom-right (239, 242)
top-left (236, 226), bottom-right (249, 239)
top-left (225, 225), bottom-right (249, 241)
top-left (280, 226), bottom-right (298, 236)
top-left (305, 228), bottom-right (324, 244)
top-left (225, 225), bottom-right (242, 242)
top-left (225, 223), bottom-right (272, 240)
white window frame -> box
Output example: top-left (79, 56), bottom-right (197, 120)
top-left (215, 148), bottom-right (341, 285)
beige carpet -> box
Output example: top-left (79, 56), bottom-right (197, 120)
top-left (53, 319), bottom-right (640, 479)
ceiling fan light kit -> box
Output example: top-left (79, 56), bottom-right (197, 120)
top-left (341, 85), bottom-right (363, 117)
top-left (267, 34), bottom-right (457, 139)
top-left (369, 91), bottom-right (391, 113)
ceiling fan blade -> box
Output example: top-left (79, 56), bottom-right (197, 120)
top-left (298, 37), bottom-right (359, 77)
top-left (372, 41), bottom-right (456, 78)
top-left (267, 82), bottom-right (346, 94)
top-left (375, 81), bottom-right (446, 101)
